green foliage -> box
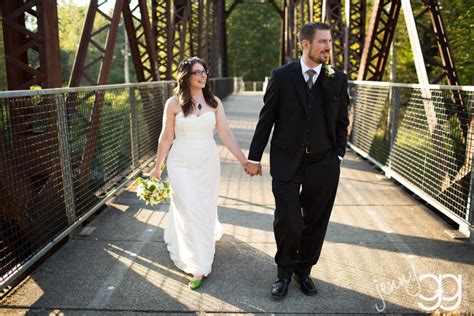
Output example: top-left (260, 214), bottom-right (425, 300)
top-left (58, 1), bottom-right (87, 85)
top-left (442, 115), bottom-right (465, 158)
top-left (388, 0), bottom-right (474, 84)
top-left (57, 0), bottom-right (133, 86)
top-left (226, 3), bottom-right (281, 81)
top-left (389, 16), bottom-right (418, 83)
top-left (443, 0), bottom-right (474, 85)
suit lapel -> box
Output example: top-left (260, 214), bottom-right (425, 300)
top-left (320, 64), bottom-right (333, 119)
top-left (290, 62), bottom-right (309, 115)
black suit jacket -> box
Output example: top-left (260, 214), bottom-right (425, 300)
top-left (248, 61), bottom-right (350, 181)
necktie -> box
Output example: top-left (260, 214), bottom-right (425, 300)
top-left (306, 69), bottom-right (316, 89)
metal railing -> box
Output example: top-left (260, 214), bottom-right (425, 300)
top-left (348, 81), bottom-right (474, 236)
top-left (0, 78), bottom-right (234, 291)
top-left (234, 77), bottom-right (265, 92)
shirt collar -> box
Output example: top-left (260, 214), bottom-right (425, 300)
top-left (300, 57), bottom-right (323, 76)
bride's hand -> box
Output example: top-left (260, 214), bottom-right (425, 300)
top-left (149, 165), bottom-right (162, 180)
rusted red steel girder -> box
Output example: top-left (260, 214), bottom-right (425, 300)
top-left (217, 0), bottom-right (228, 77)
top-left (172, 0), bottom-right (192, 73)
top-left (190, 0), bottom-right (205, 58)
top-left (358, 0), bottom-right (401, 81)
top-left (346, 0), bottom-right (366, 79)
top-left (417, 0), bottom-right (461, 86)
top-left (1, 0), bottom-right (62, 89)
top-left (69, 0), bottom-right (124, 87)
top-left (68, 0), bottom-right (125, 189)
top-left (151, 0), bottom-right (227, 80)
top-left (0, 0), bottom-right (66, 255)
top-left (204, 0), bottom-right (220, 77)
top-left (68, 0), bottom-right (162, 189)
top-left (123, 0), bottom-right (160, 82)
top-left (324, 0), bottom-right (344, 70)
top-left (415, 0), bottom-right (464, 126)
top-left (280, 0), bottom-right (363, 74)
top-left (152, 0), bottom-right (172, 79)
top-left (282, 0), bottom-right (297, 63)
top-left (1, 0), bottom-right (63, 183)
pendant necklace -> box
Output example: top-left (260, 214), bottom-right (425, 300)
top-left (197, 103), bottom-right (202, 110)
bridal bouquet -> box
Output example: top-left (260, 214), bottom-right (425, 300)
top-left (135, 176), bottom-right (170, 205)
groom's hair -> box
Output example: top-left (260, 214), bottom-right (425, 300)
top-left (299, 22), bottom-right (332, 44)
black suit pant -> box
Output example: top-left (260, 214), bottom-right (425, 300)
top-left (272, 150), bottom-right (340, 279)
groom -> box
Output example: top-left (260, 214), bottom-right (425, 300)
top-left (245, 22), bottom-right (349, 299)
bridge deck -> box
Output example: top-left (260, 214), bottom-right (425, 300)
top-left (1, 92), bottom-right (473, 313)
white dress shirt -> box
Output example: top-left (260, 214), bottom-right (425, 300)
top-left (300, 57), bottom-right (322, 86)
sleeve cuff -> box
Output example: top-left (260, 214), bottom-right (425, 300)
top-left (248, 160), bottom-right (260, 164)
top-left (338, 155), bottom-right (343, 161)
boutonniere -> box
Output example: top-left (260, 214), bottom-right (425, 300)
top-left (324, 64), bottom-right (336, 78)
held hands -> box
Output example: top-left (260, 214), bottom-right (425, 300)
top-left (244, 162), bottom-right (262, 176)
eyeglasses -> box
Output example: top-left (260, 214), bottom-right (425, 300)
top-left (190, 70), bottom-right (208, 76)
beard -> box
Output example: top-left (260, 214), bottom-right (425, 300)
top-left (308, 50), bottom-right (330, 64)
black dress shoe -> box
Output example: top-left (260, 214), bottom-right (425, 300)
top-left (293, 274), bottom-right (318, 296)
top-left (271, 278), bottom-right (290, 300)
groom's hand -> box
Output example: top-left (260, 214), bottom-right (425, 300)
top-left (245, 162), bottom-right (262, 176)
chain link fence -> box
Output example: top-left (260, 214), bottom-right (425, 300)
top-left (349, 81), bottom-right (474, 235)
top-left (0, 78), bottom-right (234, 291)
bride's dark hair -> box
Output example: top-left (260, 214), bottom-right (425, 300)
top-left (175, 56), bottom-right (218, 117)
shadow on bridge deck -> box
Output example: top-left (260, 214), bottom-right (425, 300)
top-left (1, 92), bottom-right (473, 314)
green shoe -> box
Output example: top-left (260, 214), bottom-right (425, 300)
top-left (188, 277), bottom-right (203, 289)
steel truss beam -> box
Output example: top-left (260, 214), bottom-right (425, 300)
top-left (0, 0), bottom-right (463, 86)
top-left (205, 0), bottom-right (218, 76)
top-left (0, 0), bottom-right (65, 255)
top-left (282, 0), bottom-right (297, 63)
top-left (123, 0), bottom-right (160, 82)
top-left (171, 0), bottom-right (192, 75)
top-left (152, 0), bottom-right (226, 80)
top-left (1, 0), bottom-right (61, 90)
top-left (345, 0), bottom-right (366, 79)
top-left (190, 0), bottom-right (204, 58)
top-left (324, 0), bottom-right (344, 70)
top-left (416, 0), bottom-right (460, 86)
top-left (358, 0), bottom-right (401, 81)
top-left (69, 0), bottom-right (124, 87)
top-left (68, 0), bottom-right (159, 189)
top-left (152, 0), bottom-right (172, 79)
top-left (67, 0), bottom-right (125, 189)
top-left (282, 0), bottom-right (364, 73)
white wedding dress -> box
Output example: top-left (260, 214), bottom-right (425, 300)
top-left (164, 111), bottom-right (223, 276)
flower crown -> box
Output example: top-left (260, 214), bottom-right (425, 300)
top-left (180, 56), bottom-right (202, 67)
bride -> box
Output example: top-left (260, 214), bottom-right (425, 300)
top-left (149, 56), bottom-right (249, 289)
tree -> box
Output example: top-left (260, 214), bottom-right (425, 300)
top-left (388, 0), bottom-right (473, 84)
top-left (443, 0), bottom-right (474, 85)
top-left (226, 3), bottom-right (281, 81)
top-left (57, 0), bottom-right (130, 86)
